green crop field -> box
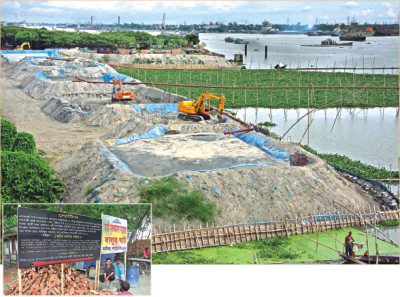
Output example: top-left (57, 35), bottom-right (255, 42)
top-left (152, 227), bottom-right (399, 264)
top-left (117, 68), bottom-right (399, 109)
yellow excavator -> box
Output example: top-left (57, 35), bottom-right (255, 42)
top-left (15, 42), bottom-right (31, 50)
top-left (178, 92), bottom-right (226, 121)
top-left (112, 78), bottom-right (135, 102)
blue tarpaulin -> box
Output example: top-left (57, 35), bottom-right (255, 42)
top-left (103, 72), bottom-right (135, 83)
top-left (232, 127), bottom-right (290, 162)
top-left (1, 49), bottom-right (62, 62)
top-left (34, 71), bottom-right (48, 80)
top-left (143, 103), bottom-right (178, 114)
top-left (115, 125), bottom-right (168, 146)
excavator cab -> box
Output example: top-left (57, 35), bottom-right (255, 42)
top-left (178, 93), bottom-right (226, 121)
top-left (112, 78), bottom-right (135, 102)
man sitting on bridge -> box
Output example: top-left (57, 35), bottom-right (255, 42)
top-left (345, 231), bottom-right (355, 257)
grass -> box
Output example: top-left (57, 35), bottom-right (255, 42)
top-left (302, 145), bottom-right (399, 179)
top-left (152, 227), bottom-right (400, 264)
top-left (139, 175), bottom-right (217, 223)
top-left (117, 68), bottom-right (399, 109)
top-left (378, 220), bottom-right (399, 227)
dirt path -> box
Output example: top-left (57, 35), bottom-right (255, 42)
top-left (1, 77), bottom-right (107, 161)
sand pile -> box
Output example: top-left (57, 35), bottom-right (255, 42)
top-left (41, 98), bottom-right (88, 123)
top-left (61, 48), bottom-right (236, 67)
top-left (5, 264), bottom-right (113, 295)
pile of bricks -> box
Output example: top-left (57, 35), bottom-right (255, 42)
top-left (5, 265), bottom-right (113, 295)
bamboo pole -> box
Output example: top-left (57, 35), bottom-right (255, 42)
top-left (61, 263), bottom-right (65, 295)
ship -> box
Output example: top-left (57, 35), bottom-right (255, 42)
top-left (233, 38), bottom-right (249, 45)
top-left (339, 32), bottom-right (366, 41)
top-left (224, 37), bottom-right (234, 43)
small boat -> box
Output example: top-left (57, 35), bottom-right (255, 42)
top-left (224, 37), bottom-right (234, 43)
top-left (301, 38), bottom-right (353, 47)
top-left (341, 254), bottom-right (399, 264)
top-left (321, 38), bottom-right (353, 46)
top-left (233, 38), bottom-right (249, 45)
top-left (339, 32), bottom-right (366, 41)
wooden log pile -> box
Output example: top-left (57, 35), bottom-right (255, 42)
top-left (5, 265), bottom-right (113, 295)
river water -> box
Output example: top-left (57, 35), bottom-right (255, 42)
top-left (200, 33), bottom-right (399, 73)
top-left (234, 107), bottom-right (398, 170)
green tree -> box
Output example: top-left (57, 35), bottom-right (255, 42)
top-left (1, 118), bottom-right (17, 151)
top-left (13, 132), bottom-right (36, 154)
top-left (1, 151), bottom-right (66, 203)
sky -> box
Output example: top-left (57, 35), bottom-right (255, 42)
top-left (1, 1), bottom-right (398, 26)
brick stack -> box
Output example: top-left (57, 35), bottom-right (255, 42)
top-left (5, 264), bottom-right (113, 295)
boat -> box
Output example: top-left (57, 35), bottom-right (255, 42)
top-left (342, 254), bottom-right (399, 264)
top-left (321, 38), bottom-right (353, 46)
top-left (224, 37), bottom-right (234, 43)
top-left (233, 38), bottom-right (249, 45)
top-left (339, 32), bottom-right (366, 41)
top-left (300, 38), bottom-right (353, 47)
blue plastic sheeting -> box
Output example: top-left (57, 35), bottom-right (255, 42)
top-left (65, 65), bottom-right (78, 70)
top-left (34, 71), bottom-right (48, 80)
top-left (142, 103), bottom-right (178, 114)
top-left (103, 72), bottom-right (135, 83)
top-left (115, 125), bottom-right (168, 146)
top-left (97, 141), bottom-right (133, 174)
top-left (1, 49), bottom-right (61, 62)
top-left (232, 127), bottom-right (290, 162)
top-left (132, 105), bottom-right (143, 113)
top-left (49, 68), bottom-right (65, 78)
top-left (27, 60), bottom-right (37, 66)
top-left (89, 61), bottom-right (105, 67)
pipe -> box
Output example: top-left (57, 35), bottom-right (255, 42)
top-left (224, 127), bottom-right (253, 135)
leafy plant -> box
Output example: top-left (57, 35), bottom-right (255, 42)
top-left (13, 132), bottom-right (36, 154)
top-left (139, 176), bottom-right (216, 223)
top-left (1, 118), bottom-right (17, 151)
top-left (1, 151), bottom-right (66, 203)
top-left (302, 145), bottom-right (399, 179)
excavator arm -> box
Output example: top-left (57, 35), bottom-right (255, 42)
top-left (178, 92), bottom-right (226, 121)
top-left (112, 78), bottom-right (135, 102)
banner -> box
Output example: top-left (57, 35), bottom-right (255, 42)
top-left (101, 214), bottom-right (128, 254)
top-left (17, 208), bottom-right (102, 269)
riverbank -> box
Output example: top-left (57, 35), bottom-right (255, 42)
top-left (152, 227), bottom-right (399, 264)
top-left (116, 68), bottom-right (398, 109)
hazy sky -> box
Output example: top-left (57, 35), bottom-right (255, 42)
top-left (1, 1), bottom-right (398, 25)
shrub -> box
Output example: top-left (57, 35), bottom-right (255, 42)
top-left (1, 118), bottom-right (17, 151)
top-left (1, 151), bottom-right (66, 203)
top-left (139, 176), bottom-right (216, 223)
top-left (13, 132), bottom-right (36, 154)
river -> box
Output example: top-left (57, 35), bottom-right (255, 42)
top-left (234, 107), bottom-right (398, 171)
top-left (200, 33), bottom-right (399, 73)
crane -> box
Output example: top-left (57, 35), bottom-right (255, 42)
top-left (112, 78), bottom-right (135, 102)
top-left (178, 92), bottom-right (226, 121)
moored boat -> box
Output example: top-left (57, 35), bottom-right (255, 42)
top-left (339, 32), bottom-right (366, 41)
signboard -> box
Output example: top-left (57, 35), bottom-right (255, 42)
top-left (101, 214), bottom-right (128, 254)
top-left (17, 208), bottom-right (102, 269)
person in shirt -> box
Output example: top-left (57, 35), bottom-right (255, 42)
top-left (344, 231), bottom-right (354, 257)
top-left (113, 257), bottom-right (125, 281)
top-left (100, 258), bottom-right (115, 283)
top-left (118, 281), bottom-right (133, 295)
top-left (143, 247), bottom-right (151, 259)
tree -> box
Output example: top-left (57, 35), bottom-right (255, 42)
top-left (13, 132), bottom-right (36, 154)
top-left (1, 151), bottom-right (66, 203)
top-left (1, 118), bottom-right (17, 151)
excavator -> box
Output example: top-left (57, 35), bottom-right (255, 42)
top-left (15, 42), bottom-right (31, 50)
top-left (178, 92), bottom-right (226, 121)
top-left (112, 78), bottom-right (135, 102)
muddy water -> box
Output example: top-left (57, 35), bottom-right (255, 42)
top-left (363, 225), bottom-right (399, 246)
top-left (200, 33), bottom-right (399, 73)
top-left (234, 107), bottom-right (398, 170)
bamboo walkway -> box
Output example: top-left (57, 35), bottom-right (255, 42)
top-left (152, 206), bottom-right (399, 253)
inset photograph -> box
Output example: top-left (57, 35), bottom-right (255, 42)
top-left (2, 203), bottom-right (151, 296)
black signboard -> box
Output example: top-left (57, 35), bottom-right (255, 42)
top-left (17, 208), bottom-right (102, 269)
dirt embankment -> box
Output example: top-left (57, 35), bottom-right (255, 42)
top-left (60, 48), bottom-right (236, 68)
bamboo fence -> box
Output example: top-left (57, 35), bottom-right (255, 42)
top-left (152, 206), bottom-right (399, 253)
